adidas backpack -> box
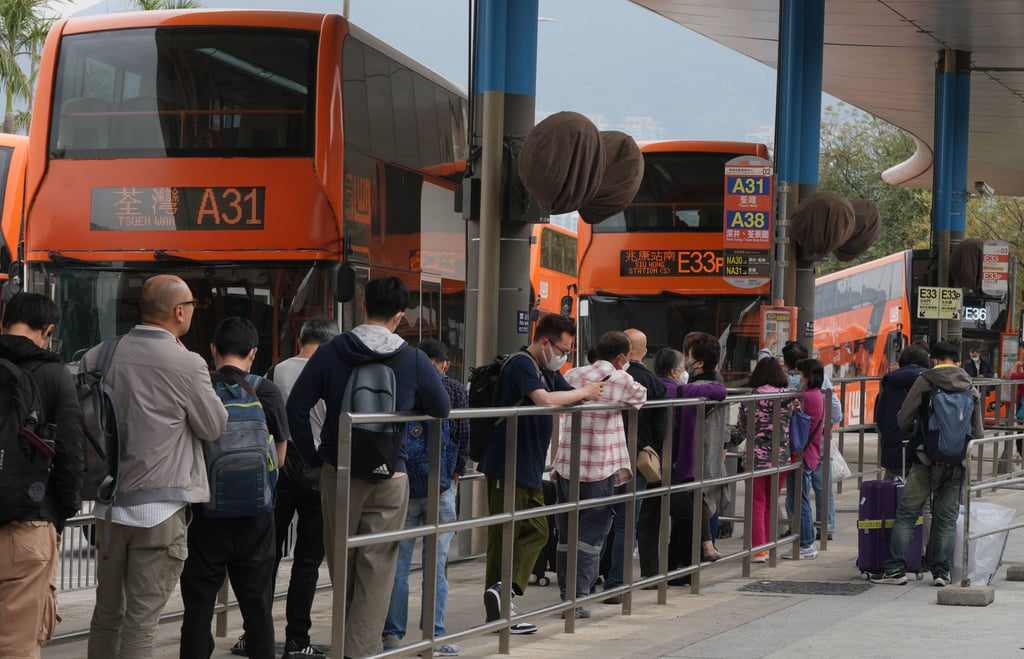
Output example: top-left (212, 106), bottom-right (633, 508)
top-left (921, 384), bottom-right (974, 465)
top-left (204, 372), bottom-right (278, 517)
top-left (342, 347), bottom-right (409, 480)
top-left (0, 359), bottom-right (54, 525)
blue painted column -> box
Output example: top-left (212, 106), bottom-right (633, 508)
top-left (774, 0), bottom-right (824, 341)
top-left (468, 0), bottom-right (538, 367)
top-left (931, 49), bottom-right (971, 343)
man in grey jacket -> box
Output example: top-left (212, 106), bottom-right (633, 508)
top-left (871, 340), bottom-right (984, 588)
top-left (86, 274), bottom-right (227, 659)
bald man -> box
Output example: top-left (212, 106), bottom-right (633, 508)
top-left (600, 329), bottom-right (668, 601)
top-left (85, 274), bottom-right (228, 659)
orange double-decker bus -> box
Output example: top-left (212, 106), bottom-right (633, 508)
top-left (0, 133), bottom-right (28, 303)
top-left (814, 249), bottom-right (1008, 424)
top-left (22, 10), bottom-right (468, 375)
top-left (576, 140), bottom-right (773, 382)
top-left (529, 222), bottom-right (577, 322)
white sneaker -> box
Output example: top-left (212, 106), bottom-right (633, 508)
top-left (781, 544), bottom-right (818, 560)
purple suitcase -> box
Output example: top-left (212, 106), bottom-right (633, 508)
top-left (856, 479), bottom-right (923, 578)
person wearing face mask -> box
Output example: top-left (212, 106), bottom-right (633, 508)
top-left (0, 293), bottom-right (85, 658)
top-left (642, 347), bottom-right (726, 583)
top-left (551, 331), bottom-right (646, 619)
top-left (479, 313), bottom-right (603, 634)
top-left (596, 328), bottom-right (667, 603)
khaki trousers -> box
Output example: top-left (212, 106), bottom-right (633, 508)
top-left (88, 508), bottom-right (188, 659)
top-left (0, 521), bottom-right (59, 659)
top-left (321, 466), bottom-right (409, 658)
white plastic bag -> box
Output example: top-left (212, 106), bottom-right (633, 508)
top-left (950, 502), bottom-right (1015, 586)
top-left (830, 443), bottom-right (851, 482)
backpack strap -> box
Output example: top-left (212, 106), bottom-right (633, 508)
top-left (501, 351), bottom-right (541, 405)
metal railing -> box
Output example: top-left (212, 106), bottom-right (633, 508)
top-left (330, 389), bottom-right (816, 657)
top-left (960, 432), bottom-right (1024, 587)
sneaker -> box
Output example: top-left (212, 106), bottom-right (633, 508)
top-left (283, 646), bottom-right (326, 659)
top-left (933, 573), bottom-right (950, 587)
top-left (381, 635), bottom-right (402, 651)
top-left (508, 622), bottom-right (538, 634)
top-left (560, 605), bottom-right (592, 619)
top-left (484, 581), bottom-right (502, 622)
top-left (751, 551), bottom-right (768, 563)
top-left (231, 635), bottom-right (248, 657)
top-left (782, 544), bottom-right (819, 560)
top-left (871, 571), bottom-right (908, 585)
top-left (434, 643), bottom-right (460, 656)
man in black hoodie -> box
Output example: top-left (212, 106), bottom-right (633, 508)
top-left (874, 344), bottom-right (932, 479)
top-left (0, 293), bottom-right (84, 656)
top-left (872, 341), bottom-right (984, 587)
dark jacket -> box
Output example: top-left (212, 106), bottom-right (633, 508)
top-left (286, 326), bottom-right (451, 470)
top-left (625, 360), bottom-right (668, 452)
top-left (897, 363), bottom-right (985, 464)
top-left (0, 335), bottom-right (85, 531)
top-left (964, 358), bottom-right (993, 379)
top-left (874, 363), bottom-right (927, 471)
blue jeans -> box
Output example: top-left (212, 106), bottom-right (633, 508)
top-left (785, 466), bottom-right (815, 548)
top-left (884, 462), bottom-right (962, 576)
top-left (811, 460), bottom-right (836, 534)
top-left (383, 486), bottom-right (457, 639)
top-left (605, 472), bottom-right (645, 589)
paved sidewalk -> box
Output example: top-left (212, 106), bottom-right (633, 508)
top-left (44, 479), bottom-right (1024, 658)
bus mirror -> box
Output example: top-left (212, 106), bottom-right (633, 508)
top-left (560, 294), bottom-right (574, 317)
top-left (530, 307), bottom-right (541, 322)
top-left (332, 263), bottom-right (356, 303)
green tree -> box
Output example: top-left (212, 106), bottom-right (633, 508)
top-left (130, 0), bottom-right (201, 8)
top-left (0, 0), bottom-right (57, 134)
top-left (966, 196), bottom-right (1024, 298)
top-left (815, 104), bottom-right (932, 275)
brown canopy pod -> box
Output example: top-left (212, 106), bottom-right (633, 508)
top-left (834, 198), bottom-right (882, 261)
top-left (578, 131), bottom-right (645, 224)
top-left (950, 238), bottom-right (985, 290)
top-left (790, 192), bottom-right (855, 255)
top-left (518, 111), bottom-right (606, 214)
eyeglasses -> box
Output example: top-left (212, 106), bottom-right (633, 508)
top-left (177, 299), bottom-right (200, 308)
top-left (551, 342), bottom-right (573, 357)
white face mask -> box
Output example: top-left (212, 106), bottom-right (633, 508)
top-left (543, 343), bottom-right (567, 371)
top-left (676, 369), bottom-right (689, 385)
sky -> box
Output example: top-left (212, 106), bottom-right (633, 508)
top-left (62, 0), bottom-right (780, 143)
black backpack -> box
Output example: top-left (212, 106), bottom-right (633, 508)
top-left (0, 359), bottom-right (55, 525)
top-left (76, 336), bottom-right (122, 504)
top-left (467, 352), bottom-right (538, 462)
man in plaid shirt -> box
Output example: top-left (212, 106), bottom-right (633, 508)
top-left (552, 331), bottom-right (646, 619)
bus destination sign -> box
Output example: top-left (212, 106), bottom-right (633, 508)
top-left (723, 155), bottom-right (773, 289)
top-left (90, 186), bottom-right (265, 231)
top-left (620, 249), bottom-right (723, 277)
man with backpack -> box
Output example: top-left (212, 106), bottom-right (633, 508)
top-left (87, 275), bottom-right (227, 659)
top-left (872, 340), bottom-right (984, 587)
top-left (179, 316), bottom-right (289, 659)
top-left (0, 293), bottom-right (84, 657)
top-left (238, 317), bottom-right (338, 659)
top-left (286, 277), bottom-right (450, 658)
top-left (383, 338), bottom-right (467, 656)
top-left (478, 313), bottom-right (602, 634)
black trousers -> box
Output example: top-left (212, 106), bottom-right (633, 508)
top-left (274, 482), bottom-right (325, 646)
top-left (179, 507), bottom-right (276, 659)
top-left (637, 484), bottom-right (704, 579)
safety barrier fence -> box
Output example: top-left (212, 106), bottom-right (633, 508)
top-left (48, 381), bottom-right (892, 653)
top-left (960, 432), bottom-right (1024, 587)
top-left (330, 389), bottom-right (821, 658)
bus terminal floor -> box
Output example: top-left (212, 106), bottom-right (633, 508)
top-left (47, 464), bottom-right (1024, 658)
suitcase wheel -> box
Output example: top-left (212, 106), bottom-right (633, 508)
top-left (860, 571), bottom-right (870, 581)
top-left (916, 572), bottom-right (924, 581)
top-left (537, 575), bottom-right (550, 586)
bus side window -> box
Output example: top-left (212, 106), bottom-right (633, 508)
top-left (60, 97), bottom-right (110, 151)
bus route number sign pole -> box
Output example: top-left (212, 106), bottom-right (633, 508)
top-left (723, 156), bottom-right (773, 289)
top-left (917, 285), bottom-right (963, 320)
